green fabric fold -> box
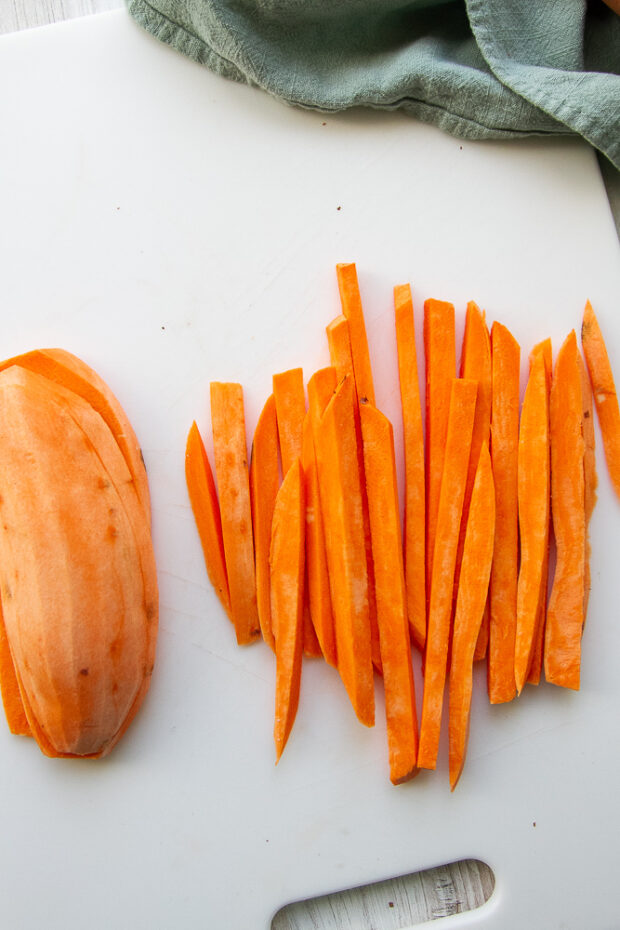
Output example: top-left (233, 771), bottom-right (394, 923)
top-left (126, 0), bottom-right (620, 169)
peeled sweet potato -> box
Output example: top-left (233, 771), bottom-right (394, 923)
top-left (0, 362), bottom-right (157, 758)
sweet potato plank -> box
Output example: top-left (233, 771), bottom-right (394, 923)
top-left (314, 375), bottom-right (374, 727)
top-left (326, 316), bottom-right (382, 672)
top-left (545, 331), bottom-right (585, 690)
top-left (302, 411), bottom-right (337, 667)
top-left (360, 402), bottom-right (418, 784)
top-left (525, 339), bottom-right (553, 686)
top-left (424, 299), bottom-right (456, 604)
top-left (581, 301), bottom-right (620, 499)
top-left (418, 378), bottom-right (477, 771)
top-left (271, 458), bottom-right (306, 762)
top-left (185, 421), bottom-right (232, 621)
top-left (488, 322), bottom-right (520, 704)
top-left (578, 350), bottom-right (598, 625)
top-left (449, 444), bottom-right (495, 790)
top-left (459, 302), bottom-right (492, 662)
top-left (394, 283), bottom-right (426, 651)
top-left (210, 382), bottom-right (260, 646)
top-left (249, 394), bottom-right (280, 650)
top-left (514, 350), bottom-right (550, 694)
top-left (336, 263), bottom-right (376, 406)
top-left (273, 368), bottom-right (306, 476)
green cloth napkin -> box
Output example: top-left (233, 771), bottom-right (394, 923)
top-left (127, 0), bottom-right (620, 170)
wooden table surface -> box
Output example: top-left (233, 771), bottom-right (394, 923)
top-left (0, 3), bottom-right (494, 928)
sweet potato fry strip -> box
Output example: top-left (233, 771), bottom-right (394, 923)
top-left (302, 411), bottom-right (336, 667)
top-left (578, 350), bottom-right (598, 624)
top-left (424, 299), bottom-right (456, 602)
top-left (272, 367), bottom-right (320, 654)
top-left (273, 368), bottom-right (306, 476)
top-left (210, 382), bottom-right (260, 645)
top-left (526, 339), bottom-right (552, 686)
top-left (545, 331), bottom-right (585, 690)
top-left (458, 303), bottom-right (492, 662)
top-left (314, 375), bottom-right (374, 727)
top-left (581, 301), bottom-right (620, 500)
top-left (418, 378), bottom-right (477, 771)
top-left (488, 322), bottom-right (520, 704)
top-left (336, 262), bottom-right (376, 406)
top-left (185, 420), bottom-right (231, 620)
top-left (514, 350), bottom-right (550, 694)
top-left (271, 459), bottom-right (306, 761)
top-left (449, 444), bottom-right (495, 790)
top-left (249, 394), bottom-right (280, 650)
top-left (360, 402), bottom-right (419, 784)
top-left (326, 316), bottom-right (382, 672)
top-left (394, 284), bottom-right (426, 651)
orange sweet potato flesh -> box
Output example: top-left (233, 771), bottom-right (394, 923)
top-left (185, 421), bottom-right (232, 622)
top-left (249, 394), bottom-right (280, 651)
top-left (514, 349), bottom-right (550, 695)
top-left (394, 284), bottom-right (426, 652)
top-left (326, 315), bottom-right (382, 673)
top-left (210, 382), bottom-right (260, 646)
top-left (449, 444), bottom-right (495, 790)
top-left (424, 299), bottom-right (456, 607)
top-left (271, 459), bottom-right (306, 761)
top-left (0, 348), bottom-right (150, 520)
top-left (545, 331), bottom-right (585, 690)
top-left (0, 366), bottom-right (157, 758)
top-left (360, 402), bottom-right (418, 784)
top-left (418, 378), bottom-right (477, 771)
top-left (488, 322), bottom-right (520, 704)
top-left (581, 301), bottom-right (620, 500)
top-left (336, 263), bottom-right (376, 406)
top-left (525, 339), bottom-right (553, 687)
top-left (314, 375), bottom-right (374, 727)
top-left (459, 303), bottom-right (492, 663)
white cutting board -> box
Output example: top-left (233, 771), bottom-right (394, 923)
top-left (1, 10), bottom-right (619, 930)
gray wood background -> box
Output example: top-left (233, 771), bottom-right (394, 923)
top-left (0, 3), bottom-right (499, 928)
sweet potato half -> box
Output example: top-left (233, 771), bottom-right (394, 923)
top-left (0, 358), bottom-right (157, 759)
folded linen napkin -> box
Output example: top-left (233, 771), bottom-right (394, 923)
top-left (127, 0), bottom-right (619, 170)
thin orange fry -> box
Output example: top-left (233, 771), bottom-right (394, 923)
top-left (525, 338), bottom-right (552, 686)
top-left (488, 322), bottom-right (520, 704)
top-left (314, 375), bottom-right (374, 727)
top-left (581, 300), bottom-right (620, 499)
top-left (273, 368), bottom-right (306, 476)
top-left (424, 299), bottom-right (456, 603)
top-left (249, 394), bottom-right (280, 650)
top-left (418, 378), bottom-right (477, 771)
top-left (360, 402), bottom-right (419, 784)
top-left (514, 350), bottom-right (550, 694)
top-left (326, 315), bottom-right (382, 673)
top-left (336, 262), bottom-right (376, 405)
top-left (210, 382), bottom-right (259, 645)
top-left (272, 458), bottom-right (306, 761)
top-left (185, 420), bottom-right (231, 620)
top-left (449, 444), bottom-right (495, 790)
top-left (545, 331), bottom-right (585, 690)
top-left (459, 302), bottom-right (492, 662)
top-left (578, 350), bottom-right (598, 624)
top-left (302, 410), bottom-right (337, 667)
top-left (394, 283), bottom-right (426, 651)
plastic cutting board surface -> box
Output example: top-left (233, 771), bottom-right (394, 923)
top-left (0, 11), bottom-right (619, 930)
